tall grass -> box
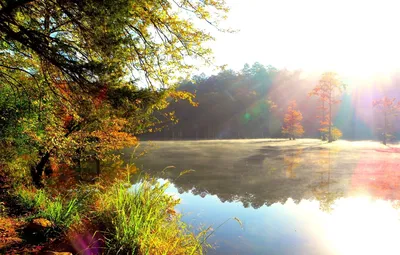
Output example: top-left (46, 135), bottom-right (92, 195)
top-left (96, 177), bottom-right (209, 255)
top-left (14, 187), bottom-right (81, 233)
top-left (14, 188), bottom-right (47, 210)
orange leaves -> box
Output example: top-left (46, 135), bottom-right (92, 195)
top-left (282, 100), bottom-right (304, 138)
top-left (87, 117), bottom-right (138, 152)
top-left (63, 114), bottom-right (74, 129)
top-left (372, 96), bottom-right (400, 114)
top-left (54, 81), bottom-right (71, 98)
top-left (94, 86), bottom-right (108, 109)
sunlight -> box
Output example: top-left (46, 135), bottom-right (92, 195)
top-left (326, 197), bottom-right (400, 255)
top-left (285, 197), bottom-right (400, 255)
top-left (212, 0), bottom-right (400, 80)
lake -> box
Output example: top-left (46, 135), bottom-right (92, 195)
top-left (124, 139), bottom-right (400, 255)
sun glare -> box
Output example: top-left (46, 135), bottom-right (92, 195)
top-left (326, 197), bottom-right (400, 255)
top-left (212, 0), bottom-right (400, 80)
top-left (284, 196), bottom-right (400, 255)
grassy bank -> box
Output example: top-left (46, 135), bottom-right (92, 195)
top-left (0, 172), bottom-right (209, 254)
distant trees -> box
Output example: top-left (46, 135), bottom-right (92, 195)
top-left (281, 101), bottom-right (304, 140)
top-left (372, 97), bottom-right (400, 145)
top-left (142, 63), bottom-right (283, 140)
top-left (309, 72), bottom-right (345, 142)
top-left (143, 66), bottom-right (358, 141)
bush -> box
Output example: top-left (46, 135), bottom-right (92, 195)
top-left (95, 177), bottom-right (209, 255)
top-left (331, 127), bottom-right (343, 141)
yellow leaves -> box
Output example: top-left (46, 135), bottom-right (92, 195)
top-left (168, 90), bottom-right (198, 107)
top-left (331, 127), bottom-right (343, 141)
top-left (312, 72), bottom-right (345, 100)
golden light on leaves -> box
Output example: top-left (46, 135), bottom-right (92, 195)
top-left (282, 100), bottom-right (304, 139)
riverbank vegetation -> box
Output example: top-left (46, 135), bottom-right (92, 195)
top-left (1, 165), bottom-right (211, 254)
top-left (0, 0), bottom-right (229, 253)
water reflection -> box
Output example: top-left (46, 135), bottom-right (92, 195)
top-left (127, 140), bottom-right (400, 254)
top-left (283, 148), bottom-right (303, 179)
top-left (164, 180), bottom-right (400, 255)
top-left (311, 148), bottom-right (343, 212)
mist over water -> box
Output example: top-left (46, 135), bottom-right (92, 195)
top-left (125, 139), bottom-right (400, 255)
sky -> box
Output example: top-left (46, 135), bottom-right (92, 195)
top-left (207, 0), bottom-right (400, 83)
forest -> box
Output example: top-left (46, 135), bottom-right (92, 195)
top-left (142, 62), bottom-right (400, 142)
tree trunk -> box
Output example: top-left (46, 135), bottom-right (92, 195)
top-left (30, 8), bottom-right (52, 188)
top-left (30, 152), bottom-right (50, 188)
top-left (321, 100), bottom-right (326, 141)
top-left (383, 112), bottom-right (387, 145)
top-left (95, 158), bottom-right (101, 176)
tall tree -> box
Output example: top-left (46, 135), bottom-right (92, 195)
top-left (281, 101), bottom-right (304, 140)
top-left (372, 97), bottom-right (400, 145)
top-left (0, 0), bottom-right (229, 186)
top-left (309, 72), bottom-right (345, 142)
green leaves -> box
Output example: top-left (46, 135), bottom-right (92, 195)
top-left (0, 0), bottom-right (228, 91)
top-left (0, 0), bottom-right (230, 186)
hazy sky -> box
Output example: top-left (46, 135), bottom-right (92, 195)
top-left (208, 0), bottom-right (400, 81)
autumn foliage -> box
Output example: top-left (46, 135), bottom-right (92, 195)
top-left (372, 97), bottom-right (400, 145)
top-left (309, 72), bottom-right (345, 142)
top-left (282, 101), bottom-right (304, 140)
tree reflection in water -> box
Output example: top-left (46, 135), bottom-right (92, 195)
top-left (283, 148), bottom-right (303, 178)
top-left (311, 147), bottom-right (343, 212)
top-left (130, 140), bottom-right (400, 210)
top-left (129, 140), bottom-right (400, 255)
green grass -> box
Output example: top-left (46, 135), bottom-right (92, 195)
top-left (95, 177), bottom-right (210, 255)
top-left (11, 171), bottom-right (217, 254)
top-left (37, 196), bottom-right (80, 231)
top-left (14, 188), bottom-right (47, 210)
top-left (13, 187), bottom-right (81, 234)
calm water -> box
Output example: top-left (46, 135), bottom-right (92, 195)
top-left (125, 139), bottom-right (400, 255)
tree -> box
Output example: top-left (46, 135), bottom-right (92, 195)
top-left (281, 101), bottom-right (304, 140)
top-left (0, 0), bottom-right (229, 186)
top-left (309, 72), bottom-right (345, 142)
top-left (0, 0), bottom-right (229, 91)
top-left (372, 97), bottom-right (400, 145)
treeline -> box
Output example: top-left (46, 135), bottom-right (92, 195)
top-left (141, 62), bottom-right (400, 141)
top-left (142, 63), bottom-right (304, 140)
